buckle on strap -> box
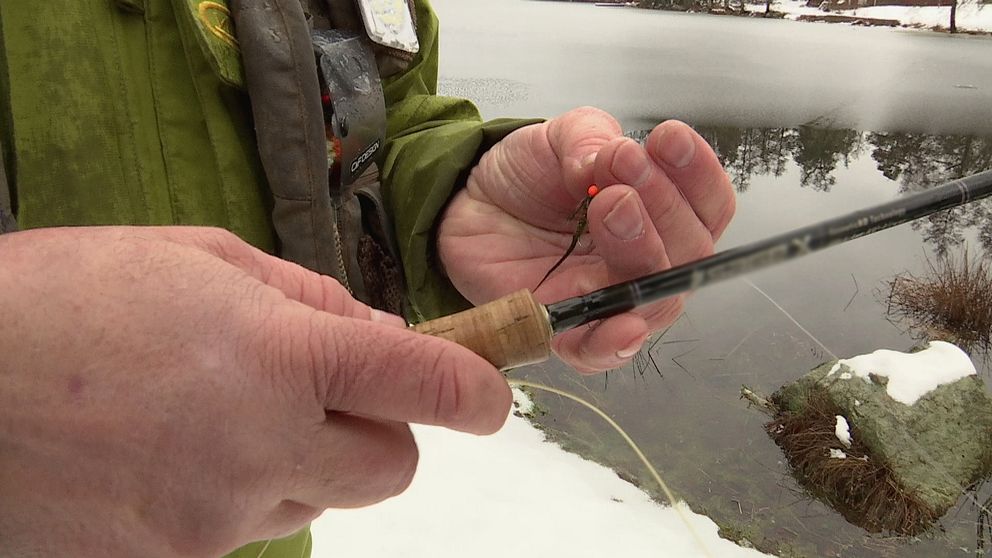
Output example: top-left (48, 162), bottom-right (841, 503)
top-left (311, 30), bottom-right (386, 189)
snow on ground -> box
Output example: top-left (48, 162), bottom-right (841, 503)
top-left (311, 390), bottom-right (773, 558)
top-left (747, 0), bottom-right (992, 32)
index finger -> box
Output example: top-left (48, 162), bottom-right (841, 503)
top-left (546, 106), bottom-right (623, 200)
top-left (150, 226), bottom-right (406, 325)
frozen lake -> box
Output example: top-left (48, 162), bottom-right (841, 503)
top-left (432, 0), bottom-right (992, 556)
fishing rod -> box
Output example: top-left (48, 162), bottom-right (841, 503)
top-left (414, 169), bottom-right (992, 370)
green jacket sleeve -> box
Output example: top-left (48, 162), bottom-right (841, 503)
top-left (382, 0), bottom-right (542, 322)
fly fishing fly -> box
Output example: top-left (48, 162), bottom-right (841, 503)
top-left (535, 184), bottom-right (600, 290)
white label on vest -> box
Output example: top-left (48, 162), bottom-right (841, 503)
top-left (355, 0), bottom-right (420, 54)
top-left (352, 140), bottom-right (382, 174)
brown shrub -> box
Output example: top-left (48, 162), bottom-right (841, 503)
top-left (886, 251), bottom-right (992, 359)
top-left (767, 388), bottom-right (937, 534)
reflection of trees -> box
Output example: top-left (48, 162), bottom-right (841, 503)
top-left (632, 124), bottom-right (992, 256)
top-left (697, 127), bottom-right (793, 192)
top-left (793, 127), bottom-right (863, 192)
top-left (869, 132), bottom-right (992, 257)
top-left (696, 126), bottom-right (862, 192)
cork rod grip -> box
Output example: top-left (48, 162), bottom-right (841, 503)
top-left (411, 289), bottom-right (553, 371)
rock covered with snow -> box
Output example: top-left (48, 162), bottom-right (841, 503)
top-left (769, 341), bottom-right (992, 533)
top-left (826, 341), bottom-right (977, 405)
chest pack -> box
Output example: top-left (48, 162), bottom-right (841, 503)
top-left (227, 0), bottom-right (417, 314)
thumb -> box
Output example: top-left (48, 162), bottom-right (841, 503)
top-left (282, 305), bottom-right (512, 435)
top-left (471, 107), bottom-right (623, 227)
top-left (546, 106), bottom-right (623, 199)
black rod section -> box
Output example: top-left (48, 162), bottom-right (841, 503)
top-left (547, 169), bottom-right (992, 335)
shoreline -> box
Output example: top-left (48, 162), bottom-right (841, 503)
top-left (581, 0), bottom-right (992, 34)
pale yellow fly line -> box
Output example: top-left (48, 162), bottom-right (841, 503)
top-left (508, 378), bottom-right (715, 558)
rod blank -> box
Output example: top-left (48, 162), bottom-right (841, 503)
top-left (547, 169), bottom-right (992, 335)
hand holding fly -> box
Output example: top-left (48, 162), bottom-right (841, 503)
top-left (438, 107), bottom-right (736, 373)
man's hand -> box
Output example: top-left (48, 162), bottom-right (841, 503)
top-left (438, 107), bottom-right (735, 373)
top-left (0, 226), bottom-right (510, 557)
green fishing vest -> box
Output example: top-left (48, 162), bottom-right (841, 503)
top-left (0, 1), bottom-right (538, 556)
top-left (0, 0), bottom-right (537, 320)
top-left (0, 0), bottom-right (276, 250)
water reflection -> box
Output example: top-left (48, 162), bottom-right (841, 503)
top-left (531, 124), bottom-right (992, 558)
top-left (872, 132), bottom-right (992, 258)
top-left (630, 126), bottom-right (992, 257)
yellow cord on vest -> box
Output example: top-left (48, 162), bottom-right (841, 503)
top-left (197, 1), bottom-right (240, 50)
top-left (508, 379), bottom-right (715, 558)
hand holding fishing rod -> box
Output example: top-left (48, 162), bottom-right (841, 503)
top-left (427, 166), bottom-right (992, 370)
top-left (438, 110), bottom-right (736, 372)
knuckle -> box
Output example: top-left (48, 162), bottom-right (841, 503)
top-left (645, 297), bottom-right (685, 330)
top-left (569, 105), bottom-right (613, 123)
top-left (424, 347), bottom-right (469, 426)
top-left (349, 424), bottom-right (419, 505)
top-left (311, 316), bottom-right (354, 412)
top-left (204, 227), bottom-right (256, 264)
top-left (648, 186), bottom-right (686, 230)
top-left (708, 172), bottom-right (737, 237)
top-left (245, 308), bottom-right (325, 417)
top-left (164, 505), bottom-right (240, 558)
top-left (304, 312), bottom-right (332, 403)
top-left (552, 326), bottom-right (605, 374)
top-left (549, 107), bottom-right (621, 146)
top-left (203, 225), bottom-right (240, 244)
top-left (686, 233), bottom-right (716, 264)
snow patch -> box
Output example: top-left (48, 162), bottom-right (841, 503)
top-left (310, 401), bottom-right (773, 557)
top-left (827, 341), bottom-right (976, 405)
top-left (829, 448), bottom-right (848, 459)
top-left (512, 387), bottom-right (535, 415)
top-left (834, 415), bottom-right (852, 448)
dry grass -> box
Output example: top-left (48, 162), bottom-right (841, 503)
top-left (886, 251), bottom-right (992, 359)
top-left (767, 388), bottom-right (937, 534)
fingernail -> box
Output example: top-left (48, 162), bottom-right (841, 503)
top-left (610, 140), bottom-right (651, 188)
top-left (617, 338), bottom-right (644, 359)
top-left (603, 192), bottom-right (643, 241)
top-left (371, 309), bottom-right (408, 328)
top-left (656, 125), bottom-right (696, 169)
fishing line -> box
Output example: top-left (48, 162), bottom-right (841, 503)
top-left (252, 539), bottom-right (273, 558)
top-left (743, 278), bottom-right (838, 360)
top-left (508, 378), bottom-right (715, 558)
